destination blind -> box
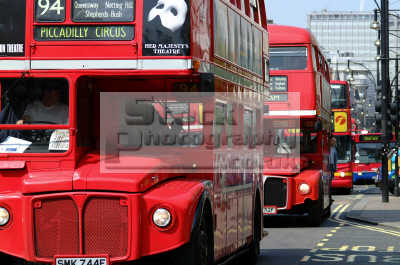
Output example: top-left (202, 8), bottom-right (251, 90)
top-left (72, 0), bottom-right (135, 22)
top-left (34, 25), bottom-right (134, 41)
top-left (359, 135), bottom-right (382, 142)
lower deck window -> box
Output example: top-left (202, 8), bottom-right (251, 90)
top-left (0, 78), bottom-right (69, 153)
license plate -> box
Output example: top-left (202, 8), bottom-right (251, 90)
top-left (263, 206), bottom-right (277, 215)
top-left (54, 256), bottom-right (109, 265)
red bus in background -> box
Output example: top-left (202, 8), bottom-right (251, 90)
top-left (353, 133), bottom-right (383, 184)
top-left (330, 80), bottom-right (353, 194)
top-left (0, 1), bottom-right (269, 265)
top-left (263, 25), bottom-right (332, 226)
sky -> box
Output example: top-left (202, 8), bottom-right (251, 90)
top-left (266, 0), bottom-right (379, 28)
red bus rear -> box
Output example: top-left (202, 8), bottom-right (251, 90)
top-left (330, 80), bottom-right (353, 193)
top-left (263, 25), bottom-right (332, 226)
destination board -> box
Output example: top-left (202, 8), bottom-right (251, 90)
top-left (359, 135), bottom-right (382, 142)
top-left (72, 0), bottom-right (135, 22)
top-left (0, 0), bottom-right (26, 57)
top-left (34, 25), bottom-right (134, 41)
top-left (35, 0), bottom-right (66, 22)
top-left (270, 76), bottom-right (288, 92)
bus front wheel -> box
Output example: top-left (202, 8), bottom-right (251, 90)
top-left (172, 213), bottom-right (213, 265)
top-left (306, 184), bottom-right (323, 226)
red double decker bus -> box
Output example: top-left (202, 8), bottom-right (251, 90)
top-left (263, 25), bottom-right (332, 226)
top-left (330, 80), bottom-right (353, 193)
top-left (0, 1), bottom-right (269, 265)
top-left (353, 132), bottom-right (383, 183)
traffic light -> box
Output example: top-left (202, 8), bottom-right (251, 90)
top-left (390, 101), bottom-right (399, 141)
top-left (387, 101), bottom-right (398, 140)
top-left (390, 102), bottom-right (398, 125)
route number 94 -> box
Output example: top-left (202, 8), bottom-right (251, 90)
top-left (35, 0), bottom-right (65, 22)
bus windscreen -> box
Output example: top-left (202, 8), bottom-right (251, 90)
top-left (335, 135), bottom-right (352, 163)
top-left (270, 47), bottom-right (307, 70)
top-left (356, 143), bottom-right (382, 164)
top-left (331, 84), bottom-right (348, 109)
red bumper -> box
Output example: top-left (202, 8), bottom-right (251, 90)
top-left (0, 184), bottom-right (203, 264)
top-left (331, 178), bottom-right (353, 189)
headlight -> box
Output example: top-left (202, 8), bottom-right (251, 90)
top-left (298, 183), bottom-right (311, 195)
top-left (152, 208), bottom-right (171, 228)
top-left (0, 207), bottom-right (10, 226)
top-left (340, 172), bottom-right (345, 177)
top-left (358, 172), bottom-right (362, 176)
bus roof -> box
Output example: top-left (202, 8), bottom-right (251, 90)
top-left (268, 24), bottom-right (318, 46)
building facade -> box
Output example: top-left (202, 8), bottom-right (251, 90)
top-left (308, 10), bottom-right (400, 131)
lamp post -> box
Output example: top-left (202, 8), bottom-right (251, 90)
top-left (372, 6), bottom-right (400, 199)
top-left (380, 0), bottom-right (390, 203)
top-left (395, 54), bottom-right (400, 196)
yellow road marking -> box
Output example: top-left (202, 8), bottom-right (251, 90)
top-left (332, 203), bottom-right (343, 214)
top-left (326, 234), bottom-right (333, 237)
top-left (310, 249), bottom-right (318, 253)
top-left (322, 238), bottom-right (329, 242)
top-left (331, 212), bottom-right (400, 237)
top-left (300, 256), bottom-right (311, 262)
top-left (338, 203), bottom-right (350, 215)
top-left (387, 246), bottom-right (395, 252)
top-left (355, 194), bottom-right (364, 199)
top-left (331, 229), bottom-right (337, 233)
top-left (317, 243), bottom-right (325, 247)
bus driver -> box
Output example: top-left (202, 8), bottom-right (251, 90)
top-left (16, 85), bottom-right (68, 125)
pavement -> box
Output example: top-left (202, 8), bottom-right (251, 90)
top-left (345, 187), bottom-right (400, 229)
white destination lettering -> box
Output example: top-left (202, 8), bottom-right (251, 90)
top-left (125, 1), bottom-right (133, 8)
top-left (85, 10), bottom-right (109, 18)
top-left (111, 10), bottom-right (122, 17)
top-left (0, 45), bottom-right (5, 53)
top-left (74, 2), bottom-right (99, 9)
top-left (105, 1), bottom-right (123, 10)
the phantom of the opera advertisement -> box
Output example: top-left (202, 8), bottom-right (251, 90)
top-left (143, 0), bottom-right (190, 56)
top-left (0, 0), bottom-right (25, 57)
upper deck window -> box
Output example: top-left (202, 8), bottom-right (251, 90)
top-left (331, 84), bottom-right (348, 109)
top-left (0, 78), bottom-right (70, 153)
top-left (270, 47), bottom-right (308, 70)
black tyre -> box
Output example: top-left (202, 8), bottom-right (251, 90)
top-left (247, 198), bottom-right (261, 265)
top-left (307, 184), bottom-right (323, 226)
top-left (344, 188), bottom-right (352, 195)
top-left (172, 213), bottom-right (213, 265)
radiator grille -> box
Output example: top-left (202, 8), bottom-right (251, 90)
top-left (264, 177), bottom-right (287, 208)
top-left (83, 197), bottom-right (128, 258)
top-left (34, 198), bottom-right (79, 258)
